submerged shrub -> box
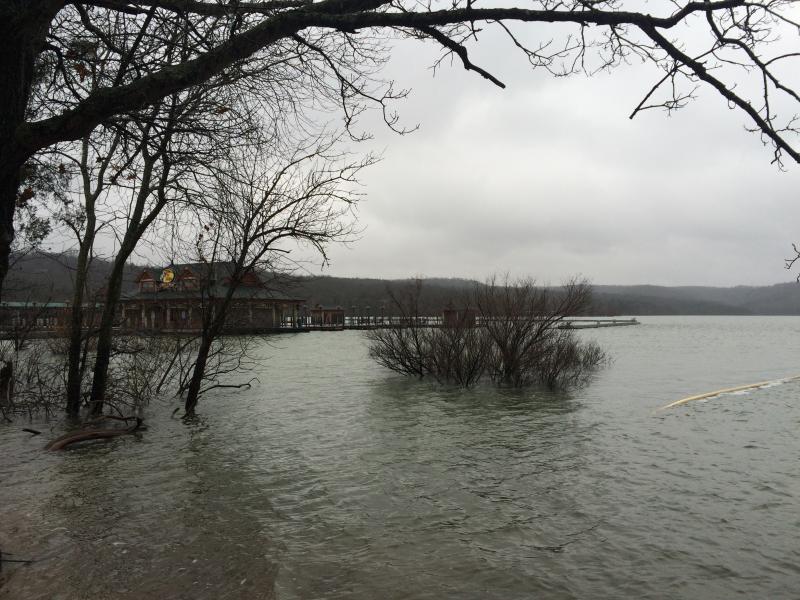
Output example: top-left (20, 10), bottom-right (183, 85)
top-left (366, 276), bottom-right (607, 389)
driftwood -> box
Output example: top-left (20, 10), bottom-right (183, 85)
top-left (45, 417), bottom-right (142, 451)
top-left (22, 428), bottom-right (41, 435)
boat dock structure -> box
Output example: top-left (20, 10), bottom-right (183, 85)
top-left (0, 295), bottom-right (638, 338)
top-left (304, 316), bottom-right (639, 331)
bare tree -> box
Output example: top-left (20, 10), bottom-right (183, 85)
top-left (428, 309), bottom-right (491, 386)
top-left (534, 328), bottom-right (607, 389)
top-left (366, 279), bottom-right (435, 379)
top-left (48, 130), bottom-right (123, 416)
top-left (28, 9), bottom-right (264, 415)
top-left (176, 132), bottom-right (369, 415)
top-left (475, 275), bottom-right (594, 386)
top-left (34, 8), bottom-right (348, 415)
top-left (24, 9), bottom-right (369, 417)
top-left (0, 0), bottom-right (798, 300)
top-left (88, 104), bottom-right (261, 415)
top-left (367, 276), bottom-right (606, 388)
top-left (367, 280), bottom-right (491, 386)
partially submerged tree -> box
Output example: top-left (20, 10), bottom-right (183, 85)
top-left (27, 7), bottom-right (268, 416)
top-left (367, 276), bottom-right (606, 388)
top-left (475, 275), bottom-right (595, 386)
top-left (3, 0), bottom-right (800, 299)
top-left (177, 133), bottom-right (368, 415)
top-left (22, 7), bottom-right (369, 417)
top-left (366, 279), bottom-right (437, 380)
top-left (84, 81), bottom-right (243, 416)
top-left (52, 131), bottom-right (122, 416)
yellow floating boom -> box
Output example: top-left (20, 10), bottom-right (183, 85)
top-left (659, 375), bottom-right (800, 410)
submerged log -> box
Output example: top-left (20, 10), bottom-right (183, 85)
top-left (45, 417), bottom-right (142, 451)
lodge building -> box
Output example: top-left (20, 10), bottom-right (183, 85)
top-left (0, 262), bottom-right (481, 336)
top-left (120, 263), bottom-right (305, 333)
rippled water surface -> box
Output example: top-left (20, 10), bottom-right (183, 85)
top-left (2, 316), bottom-right (800, 599)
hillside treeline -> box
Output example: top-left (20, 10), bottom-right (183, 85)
top-left (8, 252), bottom-right (800, 316)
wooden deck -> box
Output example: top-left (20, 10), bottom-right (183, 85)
top-left (304, 317), bottom-right (639, 331)
top-left (557, 318), bottom-right (639, 329)
top-left (0, 317), bottom-right (638, 339)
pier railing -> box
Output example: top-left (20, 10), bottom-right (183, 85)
top-left (301, 316), bottom-right (639, 330)
top-left (0, 316), bottom-right (639, 338)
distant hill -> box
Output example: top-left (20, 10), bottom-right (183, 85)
top-left (592, 283), bottom-right (800, 315)
top-left (4, 252), bottom-right (142, 301)
top-left (285, 276), bottom-right (477, 316)
top-left (289, 279), bottom-right (800, 316)
top-left (6, 252), bottom-right (800, 315)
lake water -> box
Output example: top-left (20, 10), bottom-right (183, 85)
top-left (1, 316), bottom-right (799, 599)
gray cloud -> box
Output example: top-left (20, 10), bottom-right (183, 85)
top-left (312, 36), bottom-right (800, 286)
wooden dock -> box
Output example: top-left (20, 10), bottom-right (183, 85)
top-left (557, 318), bottom-right (639, 329)
top-left (304, 317), bottom-right (639, 331)
top-left (0, 317), bottom-right (638, 339)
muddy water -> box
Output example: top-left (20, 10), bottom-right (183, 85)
top-left (1, 317), bottom-right (799, 599)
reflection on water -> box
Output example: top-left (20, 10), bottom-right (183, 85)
top-left (2, 317), bottom-right (800, 599)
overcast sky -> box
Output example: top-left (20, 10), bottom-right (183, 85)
top-left (310, 28), bottom-right (800, 287)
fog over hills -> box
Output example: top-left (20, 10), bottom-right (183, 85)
top-left (6, 252), bottom-right (800, 315)
top-left (592, 283), bottom-right (800, 315)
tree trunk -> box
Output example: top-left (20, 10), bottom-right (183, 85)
top-left (184, 335), bottom-right (212, 415)
top-left (0, 169), bottom-right (20, 306)
top-left (184, 298), bottom-right (232, 415)
top-left (0, 26), bottom-right (30, 303)
top-left (87, 256), bottom-right (128, 415)
top-left (65, 300), bottom-right (85, 416)
top-left (66, 139), bottom-right (100, 417)
top-left (0, 2), bottom-right (61, 300)
top-left (65, 242), bottom-right (93, 416)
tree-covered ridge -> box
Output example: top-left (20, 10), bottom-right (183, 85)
top-left (9, 252), bottom-right (800, 315)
